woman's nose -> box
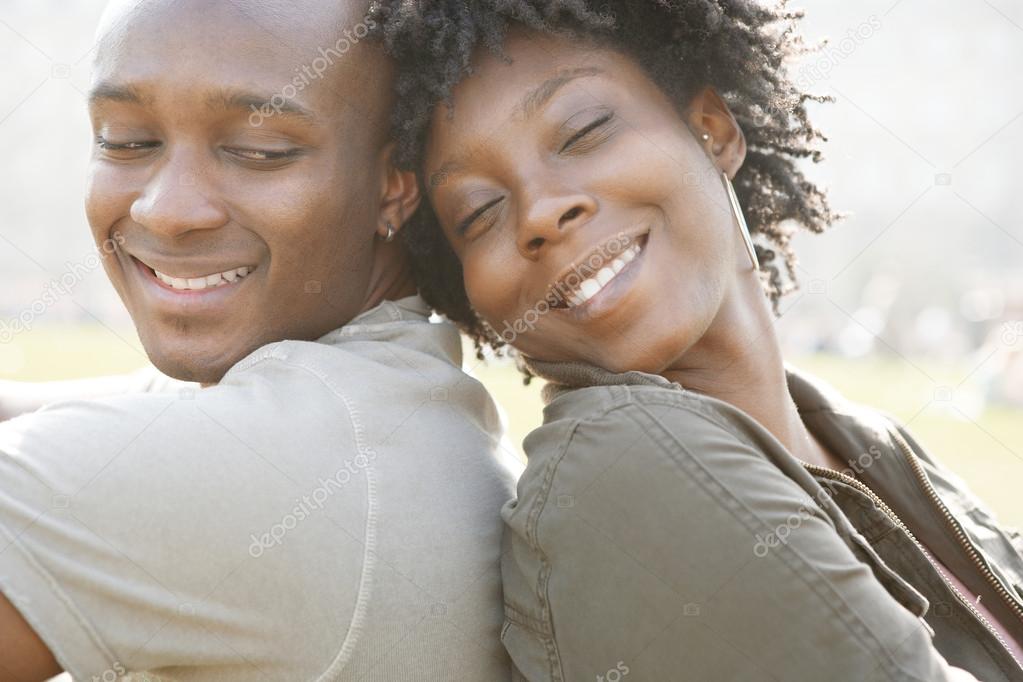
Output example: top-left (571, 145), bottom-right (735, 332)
top-left (517, 194), bottom-right (597, 258)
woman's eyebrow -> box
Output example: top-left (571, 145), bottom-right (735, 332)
top-left (517, 66), bottom-right (604, 119)
top-left (431, 66), bottom-right (606, 181)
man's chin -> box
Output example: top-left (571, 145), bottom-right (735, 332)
top-left (140, 336), bottom-right (248, 385)
top-left (147, 352), bottom-right (231, 385)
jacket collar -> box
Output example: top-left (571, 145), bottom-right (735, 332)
top-left (524, 353), bottom-right (904, 489)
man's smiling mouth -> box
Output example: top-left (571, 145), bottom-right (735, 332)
top-left (131, 256), bottom-right (257, 293)
top-left (152, 264), bottom-right (254, 291)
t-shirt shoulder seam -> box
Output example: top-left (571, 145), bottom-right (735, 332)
top-left (229, 353), bottom-right (376, 678)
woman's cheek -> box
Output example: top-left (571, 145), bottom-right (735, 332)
top-left (465, 267), bottom-right (501, 322)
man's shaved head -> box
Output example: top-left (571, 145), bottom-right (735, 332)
top-left (85, 0), bottom-right (418, 383)
top-left (93, 0), bottom-right (394, 143)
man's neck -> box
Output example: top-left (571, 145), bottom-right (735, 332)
top-left (357, 245), bottom-right (419, 317)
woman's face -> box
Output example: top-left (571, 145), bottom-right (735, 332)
top-left (425, 30), bottom-right (752, 374)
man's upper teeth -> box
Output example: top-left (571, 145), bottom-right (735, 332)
top-left (564, 243), bottom-right (641, 307)
top-left (154, 266), bottom-right (252, 290)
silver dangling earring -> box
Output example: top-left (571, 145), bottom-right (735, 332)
top-left (381, 221), bottom-right (397, 243)
top-left (721, 171), bottom-right (760, 271)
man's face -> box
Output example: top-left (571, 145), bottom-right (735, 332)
top-left (86, 0), bottom-right (399, 383)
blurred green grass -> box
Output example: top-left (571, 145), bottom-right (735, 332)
top-left (2, 325), bottom-right (1020, 529)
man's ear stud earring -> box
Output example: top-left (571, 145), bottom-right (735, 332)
top-left (701, 132), bottom-right (711, 141)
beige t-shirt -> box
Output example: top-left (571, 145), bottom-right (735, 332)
top-left (0, 296), bottom-right (521, 681)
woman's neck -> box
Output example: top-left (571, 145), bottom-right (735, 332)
top-left (660, 278), bottom-right (848, 473)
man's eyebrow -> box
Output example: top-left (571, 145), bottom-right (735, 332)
top-left (87, 82), bottom-right (322, 125)
top-left (517, 66), bottom-right (604, 119)
top-left (88, 81), bottom-right (152, 107)
top-left (207, 89), bottom-right (322, 125)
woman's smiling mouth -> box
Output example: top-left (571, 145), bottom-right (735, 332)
top-left (547, 232), bottom-right (649, 312)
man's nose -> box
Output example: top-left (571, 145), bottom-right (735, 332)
top-left (129, 152), bottom-right (228, 237)
top-left (516, 193), bottom-right (597, 259)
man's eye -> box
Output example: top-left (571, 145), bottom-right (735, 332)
top-left (559, 112), bottom-right (615, 153)
top-left (95, 137), bottom-right (160, 154)
top-left (225, 147), bottom-right (301, 162)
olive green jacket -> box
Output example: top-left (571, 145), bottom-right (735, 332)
top-left (501, 360), bottom-right (1023, 681)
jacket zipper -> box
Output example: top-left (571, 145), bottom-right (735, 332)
top-left (889, 428), bottom-right (1023, 626)
top-left (800, 459), bottom-right (1023, 671)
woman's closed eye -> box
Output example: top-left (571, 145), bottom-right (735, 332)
top-left (456, 196), bottom-right (504, 237)
top-left (559, 109), bottom-right (616, 154)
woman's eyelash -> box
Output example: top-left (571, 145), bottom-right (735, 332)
top-left (457, 196), bottom-right (504, 236)
top-left (560, 113), bottom-right (614, 152)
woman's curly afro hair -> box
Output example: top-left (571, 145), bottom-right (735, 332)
top-left (370, 0), bottom-right (838, 360)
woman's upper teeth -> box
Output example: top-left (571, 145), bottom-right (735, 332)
top-left (153, 266), bottom-right (253, 290)
top-left (566, 243), bottom-right (641, 307)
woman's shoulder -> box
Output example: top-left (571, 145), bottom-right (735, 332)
top-left (510, 383), bottom-right (801, 532)
top-left (525, 381), bottom-right (771, 465)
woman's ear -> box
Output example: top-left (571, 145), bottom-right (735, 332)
top-left (376, 142), bottom-right (422, 239)
top-left (686, 87), bottom-right (748, 179)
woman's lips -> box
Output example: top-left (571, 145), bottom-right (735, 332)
top-left (547, 232), bottom-right (649, 311)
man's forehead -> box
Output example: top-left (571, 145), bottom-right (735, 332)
top-left (92, 0), bottom-right (385, 115)
top-left (96, 0), bottom-right (372, 56)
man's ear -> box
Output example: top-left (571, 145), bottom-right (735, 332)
top-left (685, 87), bottom-right (747, 179)
top-left (376, 142), bottom-right (422, 240)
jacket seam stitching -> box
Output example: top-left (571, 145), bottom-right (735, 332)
top-left (627, 400), bottom-right (911, 681)
top-left (521, 417), bottom-right (587, 682)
